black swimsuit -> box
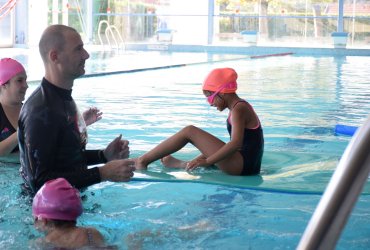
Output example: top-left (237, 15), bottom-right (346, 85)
top-left (226, 101), bottom-right (264, 175)
top-left (0, 103), bottom-right (18, 153)
top-left (18, 78), bottom-right (104, 194)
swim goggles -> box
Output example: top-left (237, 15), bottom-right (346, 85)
top-left (206, 82), bottom-right (235, 104)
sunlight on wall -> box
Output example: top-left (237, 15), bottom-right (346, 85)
top-left (28, 0), bottom-right (47, 46)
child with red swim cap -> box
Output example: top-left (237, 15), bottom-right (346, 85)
top-left (32, 178), bottom-right (106, 248)
top-left (136, 68), bottom-right (264, 176)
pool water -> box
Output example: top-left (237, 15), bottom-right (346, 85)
top-left (1, 53), bottom-right (370, 249)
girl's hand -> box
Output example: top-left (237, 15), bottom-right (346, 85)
top-left (186, 156), bottom-right (210, 171)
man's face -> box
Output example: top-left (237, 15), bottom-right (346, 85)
top-left (58, 30), bottom-right (90, 79)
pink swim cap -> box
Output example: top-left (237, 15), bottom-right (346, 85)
top-left (202, 68), bottom-right (238, 93)
top-left (32, 178), bottom-right (83, 221)
top-left (0, 58), bottom-right (26, 85)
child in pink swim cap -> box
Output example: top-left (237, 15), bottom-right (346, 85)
top-left (0, 58), bottom-right (28, 157)
top-left (0, 58), bottom-right (26, 85)
top-left (32, 178), bottom-right (106, 248)
top-left (135, 67), bottom-right (264, 176)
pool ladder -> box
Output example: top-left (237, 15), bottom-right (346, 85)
top-left (298, 114), bottom-right (370, 249)
top-left (97, 20), bottom-right (125, 51)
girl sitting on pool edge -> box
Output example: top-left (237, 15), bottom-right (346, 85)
top-left (135, 67), bottom-right (264, 176)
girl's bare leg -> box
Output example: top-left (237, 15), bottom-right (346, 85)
top-left (160, 155), bottom-right (187, 168)
top-left (161, 154), bottom-right (205, 168)
top-left (135, 125), bottom-right (244, 174)
top-left (135, 125), bottom-right (219, 170)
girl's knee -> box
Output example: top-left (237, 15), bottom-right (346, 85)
top-left (182, 125), bottom-right (198, 134)
top-left (180, 125), bottom-right (202, 140)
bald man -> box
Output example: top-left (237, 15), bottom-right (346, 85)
top-left (19, 25), bottom-right (135, 194)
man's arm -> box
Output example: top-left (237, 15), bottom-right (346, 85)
top-left (19, 105), bottom-right (100, 193)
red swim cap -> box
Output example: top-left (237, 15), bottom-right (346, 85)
top-left (32, 178), bottom-right (83, 221)
top-left (0, 58), bottom-right (25, 85)
top-left (202, 67), bottom-right (238, 93)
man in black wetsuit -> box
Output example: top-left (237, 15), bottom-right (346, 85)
top-left (18, 24), bottom-right (135, 194)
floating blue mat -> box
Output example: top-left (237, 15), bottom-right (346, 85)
top-left (335, 124), bottom-right (358, 136)
top-left (4, 151), bottom-right (370, 195)
top-left (131, 151), bottom-right (370, 195)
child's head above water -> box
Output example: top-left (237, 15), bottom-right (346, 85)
top-left (0, 58), bottom-right (26, 85)
top-left (202, 67), bottom-right (238, 94)
top-left (32, 178), bottom-right (83, 221)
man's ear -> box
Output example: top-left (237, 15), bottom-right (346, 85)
top-left (49, 50), bottom-right (58, 62)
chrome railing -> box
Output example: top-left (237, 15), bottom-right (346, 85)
top-left (97, 20), bottom-right (125, 51)
top-left (298, 114), bottom-right (370, 249)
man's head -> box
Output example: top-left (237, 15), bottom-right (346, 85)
top-left (39, 25), bottom-right (73, 63)
top-left (39, 25), bottom-right (90, 85)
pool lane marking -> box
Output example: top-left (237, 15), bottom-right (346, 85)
top-left (250, 52), bottom-right (294, 59)
top-left (81, 57), bottom-right (246, 78)
top-left (81, 52), bottom-right (294, 78)
top-left (26, 52), bottom-right (294, 83)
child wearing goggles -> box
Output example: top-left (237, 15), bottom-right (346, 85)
top-left (135, 67), bottom-right (264, 176)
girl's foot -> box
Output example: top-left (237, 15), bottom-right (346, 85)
top-left (161, 155), bottom-right (188, 168)
top-left (134, 158), bottom-right (148, 170)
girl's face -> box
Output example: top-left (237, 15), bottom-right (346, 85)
top-left (204, 91), bottom-right (227, 111)
top-left (1, 71), bottom-right (28, 103)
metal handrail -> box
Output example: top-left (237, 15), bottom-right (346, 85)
top-left (110, 25), bottom-right (125, 50)
top-left (97, 20), bottom-right (109, 48)
top-left (97, 20), bottom-right (125, 51)
top-left (298, 114), bottom-right (370, 249)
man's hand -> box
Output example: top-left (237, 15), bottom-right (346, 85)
top-left (99, 159), bottom-right (136, 182)
top-left (104, 134), bottom-right (130, 161)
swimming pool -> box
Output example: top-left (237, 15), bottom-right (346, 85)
top-left (1, 52), bottom-right (370, 249)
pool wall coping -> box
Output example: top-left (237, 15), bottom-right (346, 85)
top-left (124, 43), bottom-right (370, 56)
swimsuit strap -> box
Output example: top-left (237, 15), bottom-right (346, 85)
top-left (229, 100), bottom-right (260, 129)
top-left (86, 228), bottom-right (94, 246)
top-left (232, 100), bottom-right (247, 109)
top-left (228, 100), bottom-right (247, 120)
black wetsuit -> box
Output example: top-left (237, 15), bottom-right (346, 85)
top-left (18, 78), bottom-right (104, 194)
top-left (0, 103), bottom-right (18, 153)
top-left (226, 101), bottom-right (264, 175)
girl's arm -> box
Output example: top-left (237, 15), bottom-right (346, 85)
top-left (187, 106), bottom-right (247, 170)
top-left (206, 109), bottom-right (245, 164)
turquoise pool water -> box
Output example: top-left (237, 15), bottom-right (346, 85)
top-left (1, 52), bottom-right (370, 249)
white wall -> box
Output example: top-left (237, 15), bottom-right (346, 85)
top-left (0, 0), bottom-right (15, 47)
top-left (166, 0), bottom-right (209, 44)
top-left (28, 0), bottom-right (48, 47)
